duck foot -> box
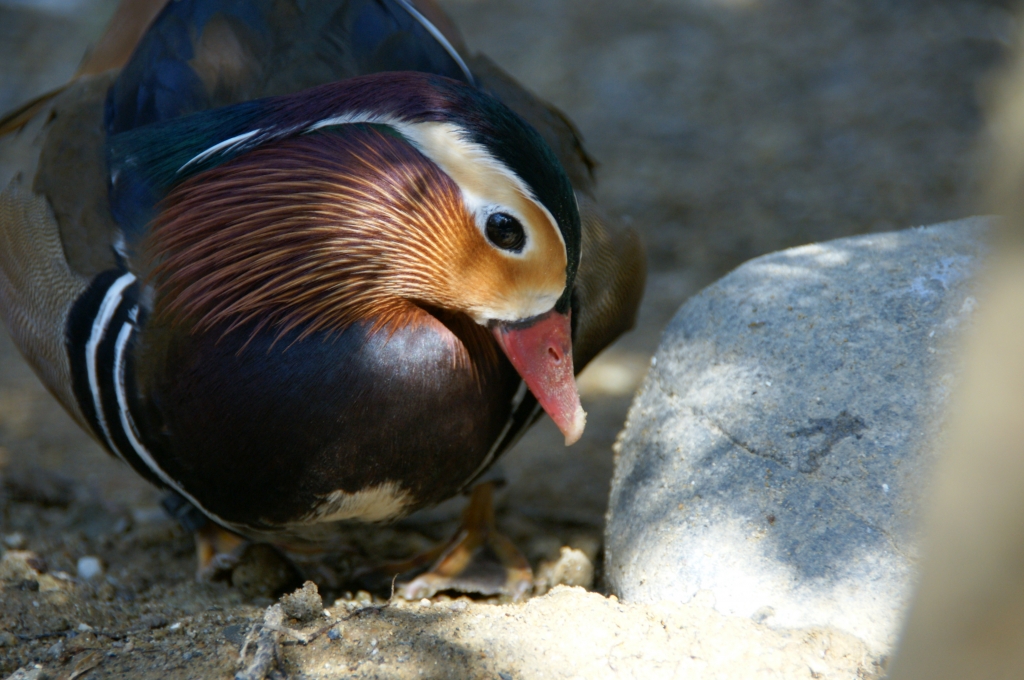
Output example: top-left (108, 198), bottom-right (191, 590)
top-left (194, 523), bottom-right (303, 598)
top-left (378, 482), bottom-right (533, 601)
top-left (195, 521), bottom-right (250, 581)
top-left (160, 492), bottom-right (252, 582)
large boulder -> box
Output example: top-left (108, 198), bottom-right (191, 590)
top-left (605, 218), bottom-right (992, 654)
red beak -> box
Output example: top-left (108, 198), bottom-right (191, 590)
top-left (491, 309), bottom-right (586, 445)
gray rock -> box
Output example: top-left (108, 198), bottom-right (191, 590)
top-left (44, 639), bottom-right (63, 659)
top-left (605, 218), bottom-right (992, 654)
top-left (4, 666), bottom-right (50, 680)
top-left (75, 556), bottom-right (103, 581)
top-left (230, 543), bottom-right (302, 600)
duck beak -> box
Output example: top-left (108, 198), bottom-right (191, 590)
top-left (492, 309), bottom-right (586, 445)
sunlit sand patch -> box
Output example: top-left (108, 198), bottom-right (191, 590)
top-left (576, 350), bottom-right (651, 398)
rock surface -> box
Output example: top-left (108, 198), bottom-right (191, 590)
top-left (606, 218), bottom-right (992, 655)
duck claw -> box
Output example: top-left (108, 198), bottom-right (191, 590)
top-left (195, 522), bottom-right (250, 582)
top-left (194, 525), bottom-right (303, 598)
top-left (386, 482), bottom-right (533, 602)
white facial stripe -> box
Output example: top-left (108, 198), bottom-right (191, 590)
top-left (308, 116), bottom-right (564, 261)
top-left (181, 115), bottom-right (564, 258)
top-left (179, 114), bottom-right (567, 323)
top-left (391, 121), bottom-right (569, 322)
top-left (391, 120), bottom-right (567, 254)
top-left (308, 117), bottom-right (567, 286)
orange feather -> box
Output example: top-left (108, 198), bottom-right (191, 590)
top-left (145, 124), bottom-right (500, 374)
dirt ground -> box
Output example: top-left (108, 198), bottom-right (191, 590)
top-left (0, 0), bottom-right (1013, 677)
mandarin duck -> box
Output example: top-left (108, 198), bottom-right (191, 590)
top-left (0, 0), bottom-right (645, 599)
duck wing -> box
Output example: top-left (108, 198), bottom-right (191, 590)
top-left (106, 0), bottom-right (474, 134)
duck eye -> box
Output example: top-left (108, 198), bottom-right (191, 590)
top-left (485, 212), bottom-right (526, 253)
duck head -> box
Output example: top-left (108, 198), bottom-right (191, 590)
top-left (115, 72), bottom-right (586, 444)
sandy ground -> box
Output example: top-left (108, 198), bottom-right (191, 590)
top-left (0, 0), bottom-right (1012, 677)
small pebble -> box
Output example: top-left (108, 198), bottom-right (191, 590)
top-left (230, 543), bottom-right (302, 600)
top-left (222, 624), bottom-right (246, 646)
top-left (808, 660), bottom-right (828, 676)
top-left (130, 507), bottom-right (166, 524)
top-left (419, 598), bottom-right (431, 607)
top-left (139, 614), bottom-right (167, 630)
top-left (96, 582), bottom-right (116, 601)
top-left (77, 623), bottom-right (92, 632)
top-left (169, 622), bottom-right (182, 632)
top-left (535, 547), bottom-right (595, 593)
top-left (280, 581), bottom-right (323, 622)
top-left (0, 551), bottom-right (47, 581)
top-left (3, 532), bottom-right (26, 549)
top-left (5, 665), bottom-right (47, 680)
top-left (46, 639), bottom-right (64, 658)
top-left (76, 556), bottom-right (104, 580)
top-left (327, 628), bottom-right (342, 641)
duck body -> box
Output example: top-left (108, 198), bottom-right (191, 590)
top-left (0, 0), bottom-right (645, 542)
top-left (68, 262), bottom-right (523, 532)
